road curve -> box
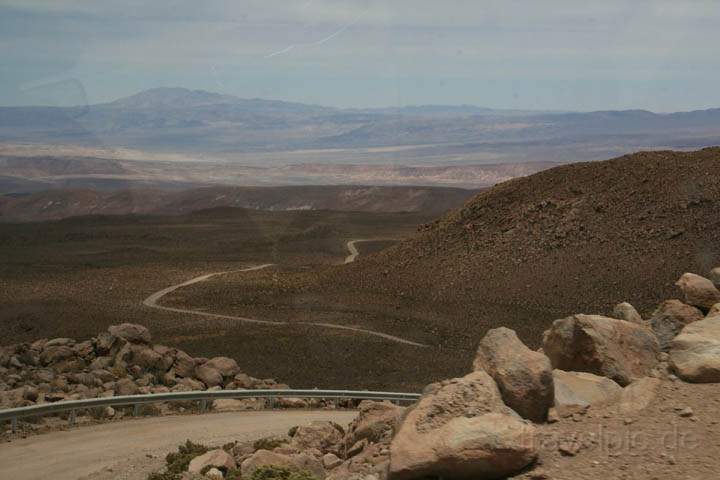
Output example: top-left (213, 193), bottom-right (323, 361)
top-left (0, 410), bottom-right (356, 480)
top-left (143, 240), bottom-right (429, 348)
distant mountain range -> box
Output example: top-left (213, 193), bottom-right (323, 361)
top-left (1, 87), bottom-right (719, 158)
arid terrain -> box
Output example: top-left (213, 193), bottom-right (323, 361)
top-left (2, 148), bottom-right (719, 392)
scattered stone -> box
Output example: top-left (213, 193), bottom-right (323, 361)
top-left (187, 449), bottom-right (236, 474)
top-left (650, 300), bottom-right (704, 351)
top-left (558, 439), bottom-right (582, 456)
top-left (344, 400), bottom-right (402, 447)
top-left (675, 273), bottom-right (720, 310)
top-left (542, 314), bottom-right (660, 386)
top-left (202, 357), bottom-right (240, 378)
top-left (115, 378), bottom-right (140, 396)
top-left (195, 365), bottom-right (223, 388)
top-left (205, 467), bottom-right (223, 479)
top-left (612, 302), bottom-right (644, 324)
top-left (617, 377), bottom-right (661, 414)
top-left (553, 370), bottom-right (623, 412)
top-left (678, 407), bottom-right (694, 417)
top-left (290, 421), bottom-right (343, 454)
top-left (322, 452), bottom-right (342, 470)
top-left (709, 267), bottom-right (720, 288)
top-left (474, 327), bottom-right (554, 422)
top-left (108, 323), bottom-right (151, 344)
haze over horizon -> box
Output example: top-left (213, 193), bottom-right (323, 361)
top-left (2, 1), bottom-right (720, 112)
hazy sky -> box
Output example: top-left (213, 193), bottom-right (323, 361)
top-left (2, 0), bottom-right (720, 111)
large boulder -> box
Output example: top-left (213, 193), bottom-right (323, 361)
top-left (552, 370), bottom-right (623, 412)
top-left (240, 450), bottom-right (325, 479)
top-left (129, 345), bottom-right (166, 371)
top-left (195, 364), bottom-right (222, 388)
top-left (612, 302), bottom-right (644, 324)
top-left (174, 350), bottom-right (197, 378)
top-left (474, 327), bottom-right (554, 422)
top-left (675, 273), bottom-right (720, 310)
top-left (344, 400), bottom-right (403, 447)
top-left (188, 449), bottom-right (236, 474)
top-left (40, 346), bottom-right (75, 366)
top-left (202, 357), bottom-right (240, 378)
top-left (290, 421), bottom-right (344, 455)
top-left (542, 314), bottom-right (660, 386)
top-left (709, 304), bottom-right (720, 318)
top-left (108, 323), bottom-right (151, 344)
top-left (649, 300), bottom-right (704, 351)
top-left (388, 371), bottom-right (536, 480)
top-left (669, 316), bottom-right (720, 382)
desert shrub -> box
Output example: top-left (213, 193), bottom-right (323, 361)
top-left (330, 421), bottom-right (345, 435)
top-left (287, 425), bottom-right (299, 437)
top-left (253, 436), bottom-right (288, 451)
top-left (225, 468), bottom-right (243, 480)
top-left (249, 465), bottom-right (318, 480)
top-left (164, 439), bottom-right (209, 474)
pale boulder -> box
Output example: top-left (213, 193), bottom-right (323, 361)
top-left (617, 377), bottom-right (661, 414)
top-left (675, 273), bottom-right (720, 310)
top-left (187, 449), bottom-right (236, 474)
top-left (474, 327), bottom-right (554, 422)
top-left (290, 421), bottom-right (343, 454)
top-left (670, 316), bottom-right (720, 382)
top-left (542, 314), bottom-right (660, 386)
top-left (389, 413), bottom-right (536, 480)
top-left (388, 371), bottom-right (536, 480)
top-left (552, 370), bottom-right (623, 412)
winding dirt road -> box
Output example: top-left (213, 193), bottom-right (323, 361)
top-left (143, 240), bottom-right (428, 348)
top-left (0, 411), bottom-right (356, 480)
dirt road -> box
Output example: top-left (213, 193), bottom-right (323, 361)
top-left (142, 241), bottom-right (428, 347)
top-left (0, 410), bottom-right (356, 480)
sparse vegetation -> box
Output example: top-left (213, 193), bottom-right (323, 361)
top-left (253, 436), bottom-right (288, 451)
top-left (249, 465), bottom-right (318, 480)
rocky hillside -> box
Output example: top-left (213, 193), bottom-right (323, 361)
top-left (319, 147), bottom-right (720, 348)
top-left (134, 268), bottom-right (720, 480)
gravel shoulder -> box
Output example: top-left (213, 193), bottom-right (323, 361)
top-left (0, 410), bottom-right (356, 480)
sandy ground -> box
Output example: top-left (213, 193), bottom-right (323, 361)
top-left (0, 410), bottom-right (356, 480)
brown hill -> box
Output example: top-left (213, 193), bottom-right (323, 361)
top-left (309, 148), bottom-right (720, 350)
top-left (0, 185), bottom-right (476, 222)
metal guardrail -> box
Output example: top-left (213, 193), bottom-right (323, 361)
top-left (0, 389), bottom-right (421, 433)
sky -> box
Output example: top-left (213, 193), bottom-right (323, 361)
top-left (2, 0), bottom-right (720, 111)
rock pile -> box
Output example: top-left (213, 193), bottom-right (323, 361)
top-left (216, 266), bottom-right (720, 480)
top-left (0, 323), bottom-right (287, 412)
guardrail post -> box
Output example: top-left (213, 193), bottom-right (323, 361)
top-left (199, 399), bottom-right (207, 413)
top-left (11, 417), bottom-right (17, 434)
top-left (133, 404), bottom-right (141, 417)
top-left (68, 409), bottom-right (76, 426)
